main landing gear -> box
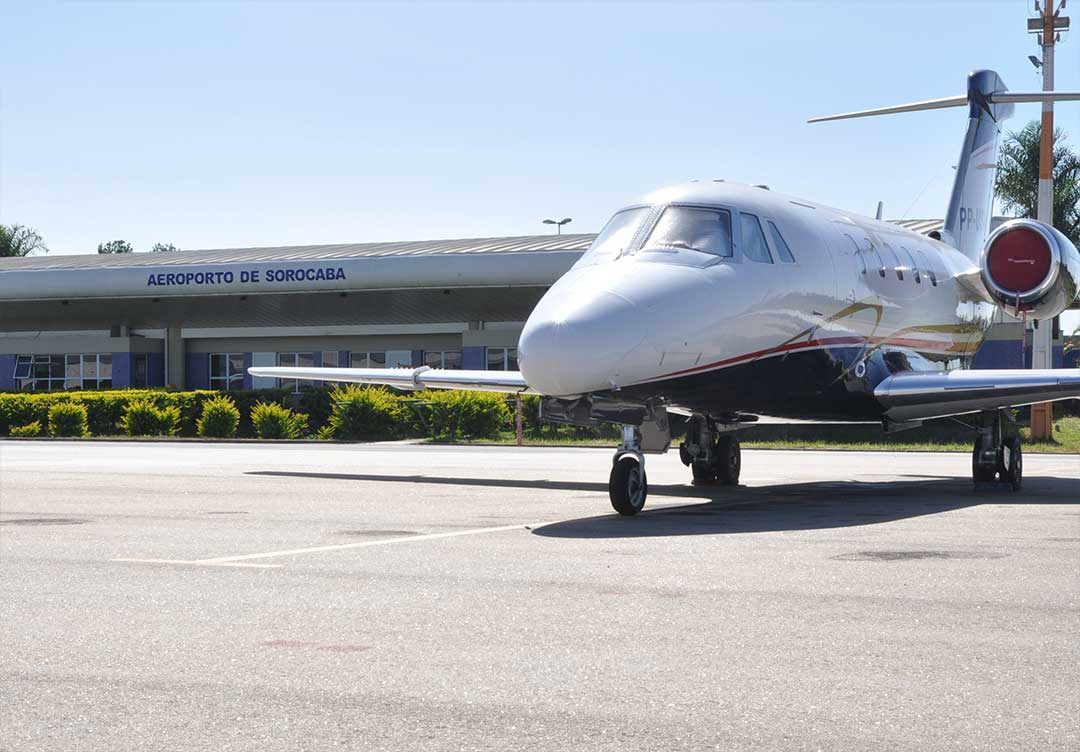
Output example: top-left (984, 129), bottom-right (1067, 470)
top-left (678, 415), bottom-right (741, 487)
top-left (970, 410), bottom-right (1023, 491)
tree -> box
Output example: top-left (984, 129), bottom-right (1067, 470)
top-left (0, 224), bottom-right (49, 257)
top-left (996, 121), bottom-right (1080, 244)
top-left (97, 240), bottom-right (133, 254)
top-left (151, 243), bottom-right (179, 253)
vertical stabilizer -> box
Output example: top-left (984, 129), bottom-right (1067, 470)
top-left (941, 70), bottom-right (1014, 262)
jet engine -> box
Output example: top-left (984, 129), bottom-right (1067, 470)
top-left (980, 218), bottom-right (1080, 319)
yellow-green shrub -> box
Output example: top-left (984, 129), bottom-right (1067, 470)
top-left (250, 402), bottom-right (307, 439)
top-left (325, 385), bottom-right (405, 440)
top-left (419, 390), bottom-right (510, 440)
top-left (9, 421), bottom-right (43, 437)
top-left (120, 399), bottom-right (180, 436)
top-left (48, 402), bottom-right (89, 437)
top-left (197, 395), bottom-right (240, 438)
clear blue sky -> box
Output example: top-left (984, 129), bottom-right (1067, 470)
top-left (1, 1), bottom-right (1078, 326)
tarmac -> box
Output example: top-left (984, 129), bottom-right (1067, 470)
top-left (1, 440), bottom-right (1078, 751)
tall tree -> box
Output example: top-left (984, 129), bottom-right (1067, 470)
top-left (97, 240), bottom-right (133, 254)
top-left (151, 243), bottom-right (179, 253)
top-left (995, 121), bottom-right (1080, 244)
top-left (0, 224), bottom-right (49, 257)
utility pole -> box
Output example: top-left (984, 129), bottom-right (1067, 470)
top-left (1028, 0), bottom-right (1069, 440)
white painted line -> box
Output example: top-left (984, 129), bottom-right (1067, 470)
top-left (112, 558), bottom-right (282, 569)
top-left (193, 523), bottom-right (538, 564)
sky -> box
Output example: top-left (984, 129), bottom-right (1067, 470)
top-left (1, 0), bottom-right (1078, 327)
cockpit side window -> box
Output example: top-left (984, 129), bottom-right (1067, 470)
top-left (578, 207), bottom-right (650, 266)
top-left (644, 206), bottom-right (733, 257)
top-left (739, 213), bottom-right (773, 263)
top-left (766, 220), bottom-right (796, 263)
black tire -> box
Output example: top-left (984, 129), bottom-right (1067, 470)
top-left (609, 455), bottom-right (648, 516)
top-left (691, 461), bottom-right (716, 485)
top-left (679, 442), bottom-right (692, 467)
top-left (716, 436), bottom-right (741, 485)
top-left (972, 438), bottom-right (996, 483)
top-left (1001, 437), bottom-right (1023, 491)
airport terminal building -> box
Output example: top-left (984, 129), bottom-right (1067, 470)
top-left (0, 222), bottom-right (1072, 393)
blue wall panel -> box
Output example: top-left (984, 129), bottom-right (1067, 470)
top-left (243, 353), bottom-right (253, 390)
top-left (111, 352), bottom-right (132, 388)
top-left (412, 350), bottom-right (425, 367)
top-left (971, 340), bottom-right (1025, 370)
top-left (0, 354), bottom-right (17, 391)
top-left (462, 346), bottom-right (486, 370)
top-left (148, 353), bottom-right (165, 387)
top-left (187, 353), bottom-right (210, 389)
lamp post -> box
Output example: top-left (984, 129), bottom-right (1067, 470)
top-left (542, 217), bottom-right (573, 235)
top-left (1028, 0), bottom-right (1070, 440)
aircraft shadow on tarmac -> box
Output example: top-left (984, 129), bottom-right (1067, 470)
top-left (247, 471), bottom-right (1079, 539)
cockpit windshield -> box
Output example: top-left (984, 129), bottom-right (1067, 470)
top-left (642, 206), bottom-right (732, 257)
top-left (577, 207), bottom-right (650, 266)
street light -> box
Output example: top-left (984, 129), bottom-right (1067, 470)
top-left (542, 217), bottom-right (573, 235)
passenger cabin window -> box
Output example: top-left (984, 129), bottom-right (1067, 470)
top-left (916, 250), bottom-right (938, 286)
top-left (739, 213), bottom-right (773, 263)
top-left (901, 247), bottom-right (921, 283)
top-left (579, 207), bottom-right (650, 265)
top-left (766, 221), bottom-right (796, 263)
top-left (645, 206), bottom-right (733, 257)
top-left (882, 243), bottom-right (904, 281)
top-left (859, 239), bottom-right (885, 276)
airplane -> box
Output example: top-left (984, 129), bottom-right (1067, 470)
top-left (251, 70), bottom-right (1080, 516)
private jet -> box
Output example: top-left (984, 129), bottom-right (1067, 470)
top-left (252, 70), bottom-right (1080, 515)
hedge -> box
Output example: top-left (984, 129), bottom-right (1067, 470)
top-left (0, 385), bottom-right (588, 442)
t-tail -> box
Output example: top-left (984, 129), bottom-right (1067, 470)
top-left (810, 69), bottom-right (1080, 263)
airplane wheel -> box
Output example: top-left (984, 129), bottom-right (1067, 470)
top-left (691, 462), bottom-right (716, 485)
top-left (610, 455), bottom-right (648, 516)
top-left (972, 438), bottom-right (996, 483)
top-left (1000, 437), bottom-right (1023, 491)
top-left (716, 436), bottom-right (741, 485)
top-left (679, 442), bottom-right (692, 467)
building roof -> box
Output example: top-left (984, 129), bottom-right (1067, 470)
top-left (0, 233), bottom-right (598, 272)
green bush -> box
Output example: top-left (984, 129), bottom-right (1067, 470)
top-left (0, 389), bottom-right (219, 437)
top-left (250, 402), bottom-right (307, 439)
top-left (120, 398), bottom-right (180, 436)
top-left (48, 402), bottom-right (89, 437)
top-left (197, 395), bottom-right (240, 438)
top-left (9, 420), bottom-right (43, 437)
top-left (325, 385), bottom-right (404, 440)
top-left (420, 390), bottom-right (510, 440)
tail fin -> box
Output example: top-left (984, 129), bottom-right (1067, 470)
top-left (810, 70), bottom-right (1080, 263)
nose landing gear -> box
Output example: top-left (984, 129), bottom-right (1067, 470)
top-left (610, 425), bottom-right (648, 515)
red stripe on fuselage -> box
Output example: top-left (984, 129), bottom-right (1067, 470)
top-left (640, 334), bottom-right (966, 383)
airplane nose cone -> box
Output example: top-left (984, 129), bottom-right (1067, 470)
top-left (518, 286), bottom-right (644, 396)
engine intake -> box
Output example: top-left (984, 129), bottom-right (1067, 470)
top-left (980, 218), bottom-right (1080, 319)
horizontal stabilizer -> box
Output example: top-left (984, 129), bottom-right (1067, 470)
top-left (248, 366), bottom-right (535, 394)
top-left (875, 368), bottom-right (1080, 422)
top-left (809, 91), bottom-right (1080, 123)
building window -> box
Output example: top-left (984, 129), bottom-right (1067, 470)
top-left (349, 350), bottom-right (412, 369)
top-left (424, 351), bottom-right (462, 370)
top-left (487, 347), bottom-right (518, 371)
top-left (210, 353), bottom-right (245, 391)
top-left (277, 352), bottom-right (314, 393)
top-left (351, 351), bottom-right (387, 369)
top-left (320, 351), bottom-right (339, 368)
top-left (14, 354), bottom-right (111, 391)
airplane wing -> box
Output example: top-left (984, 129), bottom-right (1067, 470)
top-left (248, 366), bottom-right (537, 394)
top-left (875, 369), bottom-right (1080, 423)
